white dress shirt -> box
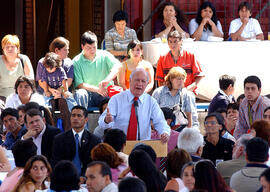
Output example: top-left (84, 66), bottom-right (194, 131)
top-left (98, 90), bottom-right (170, 140)
top-left (32, 126), bottom-right (46, 155)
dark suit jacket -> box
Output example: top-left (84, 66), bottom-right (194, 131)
top-left (208, 91), bottom-right (233, 114)
top-left (51, 129), bottom-right (101, 175)
top-left (41, 125), bottom-right (61, 162)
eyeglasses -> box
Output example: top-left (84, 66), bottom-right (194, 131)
top-left (204, 121), bottom-right (218, 126)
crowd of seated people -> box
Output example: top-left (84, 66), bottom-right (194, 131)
top-left (0, 1), bottom-right (269, 191)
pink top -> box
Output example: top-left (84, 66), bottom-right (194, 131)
top-left (111, 163), bottom-right (132, 184)
top-left (0, 168), bottom-right (24, 192)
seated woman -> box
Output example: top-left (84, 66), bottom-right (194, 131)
top-left (105, 10), bottom-right (137, 61)
top-left (13, 155), bottom-right (51, 191)
top-left (181, 162), bottom-right (195, 191)
top-left (155, 2), bottom-right (189, 39)
top-left (152, 67), bottom-right (199, 129)
top-left (189, 1), bottom-right (223, 41)
top-left (91, 143), bottom-right (129, 184)
top-left (5, 75), bottom-right (45, 109)
top-left (194, 160), bottom-right (233, 192)
top-left (164, 149), bottom-right (192, 191)
top-left (119, 40), bottom-right (154, 93)
top-left (0, 140), bottom-right (37, 192)
top-left (229, 1), bottom-right (264, 41)
top-left (36, 36), bottom-right (73, 94)
top-left (128, 149), bottom-right (167, 192)
top-left (0, 34), bottom-right (34, 98)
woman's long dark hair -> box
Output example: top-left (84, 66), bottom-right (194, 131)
top-left (159, 1), bottom-right (188, 27)
top-left (13, 155), bottom-right (52, 192)
top-left (129, 150), bottom-right (167, 192)
top-left (195, 1), bottom-right (218, 31)
top-left (194, 160), bottom-right (231, 192)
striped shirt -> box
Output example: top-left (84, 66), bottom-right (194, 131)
top-left (234, 96), bottom-right (270, 139)
top-left (105, 27), bottom-right (137, 51)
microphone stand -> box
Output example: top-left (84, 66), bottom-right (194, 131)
top-left (136, 0), bottom-right (167, 34)
top-left (134, 100), bottom-right (140, 140)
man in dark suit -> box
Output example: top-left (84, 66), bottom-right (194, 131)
top-left (52, 105), bottom-right (101, 176)
top-left (208, 74), bottom-right (236, 114)
top-left (23, 108), bottom-right (61, 162)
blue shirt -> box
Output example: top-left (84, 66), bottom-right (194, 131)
top-left (98, 90), bottom-right (170, 140)
top-left (2, 125), bottom-right (27, 150)
top-left (152, 86), bottom-right (199, 127)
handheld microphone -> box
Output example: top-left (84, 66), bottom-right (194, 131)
top-left (134, 100), bottom-right (140, 140)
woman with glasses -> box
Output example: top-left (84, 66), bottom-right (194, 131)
top-left (202, 112), bottom-right (234, 165)
top-left (118, 40), bottom-right (154, 93)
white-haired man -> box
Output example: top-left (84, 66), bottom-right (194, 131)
top-left (177, 127), bottom-right (204, 162)
top-left (216, 134), bottom-right (253, 185)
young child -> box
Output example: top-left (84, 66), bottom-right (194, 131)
top-left (40, 52), bottom-right (76, 111)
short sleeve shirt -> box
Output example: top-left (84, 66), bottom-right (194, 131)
top-left (229, 18), bottom-right (263, 38)
top-left (73, 50), bottom-right (117, 88)
top-left (155, 50), bottom-right (203, 87)
top-left (41, 67), bottom-right (67, 89)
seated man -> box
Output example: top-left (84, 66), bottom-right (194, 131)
top-left (177, 127), bottom-right (204, 162)
top-left (234, 75), bottom-right (270, 139)
top-left (230, 137), bottom-right (269, 192)
top-left (98, 68), bottom-right (170, 142)
top-left (202, 112), bottom-right (235, 165)
top-left (1, 108), bottom-right (27, 149)
top-left (217, 134), bottom-right (253, 185)
top-left (52, 106), bottom-right (101, 176)
top-left (23, 108), bottom-right (61, 162)
top-left (155, 30), bottom-right (204, 93)
top-left (85, 161), bottom-right (118, 192)
top-left (229, 1), bottom-right (264, 41)
top-left (73, 31), bottom-right (121, 109)
top-left (208, 74), bottom-right (236, 114)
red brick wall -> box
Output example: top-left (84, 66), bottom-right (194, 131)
top-left (24, 0), bottom-right (34, 63)
top-left (93, 0), bottom-right (105, 47)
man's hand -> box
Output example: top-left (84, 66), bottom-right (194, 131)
top-left (95, 87), bottom-right (108, 97)
top-left (104, 108), bottom-right (113, 124)
top-left (160, 133), bottom-right (169, 143)
top-left (99, 80), bottom-right (110, 89)
top-left (23, 129), bottom-right (39, 139)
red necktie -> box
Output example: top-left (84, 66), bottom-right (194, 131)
top-left (127, 97), bottom-right (138, 140)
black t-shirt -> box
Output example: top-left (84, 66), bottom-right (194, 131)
top-left (202, 136), bottom-right (235, 165)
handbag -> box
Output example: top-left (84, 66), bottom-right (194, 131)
top-left (172, 89), bottom-right (188, 126)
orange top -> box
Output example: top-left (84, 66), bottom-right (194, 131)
top-left (124, 60), bottom-right (149, 89)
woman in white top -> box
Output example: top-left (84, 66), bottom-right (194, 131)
top-left (189, 1), bottom-right (223, 41)
top-left (229, 1), bottom-right (264, 41)
top-left (0, 34), bottom-right (34, 97)
top-left (5, 75), bottom-right (45, 109)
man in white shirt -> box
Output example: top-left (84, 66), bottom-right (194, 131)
top-left (98, 68), bottom-right (170, 142)
top-left (85, 161), bottom-right (118, 192)
top-left (229, 1), bottom-right (264, 41)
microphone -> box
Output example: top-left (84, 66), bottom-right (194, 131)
top-left (134, 100), bottom-right (140, 140)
